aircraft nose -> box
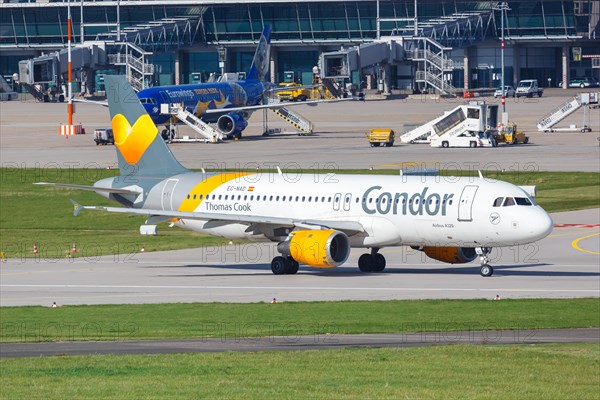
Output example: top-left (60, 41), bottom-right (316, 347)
top-left (530, 209), bottom-right (553, 241)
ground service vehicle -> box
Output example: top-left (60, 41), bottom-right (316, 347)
top-left (276, 82), bottom-right (310, 102)
top-left (432, 132), bottom-right (488, 148)
top-left (494, 86), bottom-right (515, 98)
top-left (94, 128), bottom-right (114, 145)
top-left (492, 123), bottom-right (529, 144)
top-left (367, 129), bottom-right (395, 147)
top-left (516, 80), bottom-right (544, 98)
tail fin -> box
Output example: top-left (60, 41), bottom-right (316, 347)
top-left (246, 25), bottom-right (272, 82)
top-left (105, 76), bottom-right (189, 177)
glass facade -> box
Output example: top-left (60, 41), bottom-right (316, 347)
top-left (1, 1), bottom-right (598, 86)
top-left (2, 1), bottom-right (595, 47)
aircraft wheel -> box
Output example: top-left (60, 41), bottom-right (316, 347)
top-left (480, 264), bottom-right (494, 277)
top-left (358, 253), bottom-right (374, 272)
top-left (286, 257), bottom-right (299, 274)
top-left (372, 253), bottom-right (386, 272)
top-left (271, 256), bottom-right (288, 275)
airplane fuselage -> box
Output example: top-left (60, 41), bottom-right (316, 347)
top-left (96, 173), bottom-right (553, 249)
top-left (138, 80), bottom-right (266, 125)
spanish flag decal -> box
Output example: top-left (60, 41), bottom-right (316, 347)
top-left (248, 186), bottom-right (255, 192)
top-left (111, 113), bottom-right (158, 165)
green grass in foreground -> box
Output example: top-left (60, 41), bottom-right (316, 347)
top-left (1, 344), bottom-right (598, 399)
top-left (1, 168), bottom-right (598, 258)
top-left (2, 298), bottom-right (598, 343)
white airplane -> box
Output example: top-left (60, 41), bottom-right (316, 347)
top-left (40, 76), bottom-right (553, 276)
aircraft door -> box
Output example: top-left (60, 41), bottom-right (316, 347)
top-left (457, 185), bottom-right (479, 222)
top-left (333, 193), bottom-right (341, 211)
top-left (343, 193), bottom-right (352, 211)
top-left (161, 179), bottom-right (179, 211)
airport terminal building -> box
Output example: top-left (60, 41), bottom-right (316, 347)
top-left (1, 0), bottom-right (599, 94)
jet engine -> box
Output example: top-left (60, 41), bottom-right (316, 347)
top-left (421, 247), bottom-right (477, 264)
top-left (277, 229), bottom-right (350, 268)
top-left (217, 113), bottom-right (248, 138)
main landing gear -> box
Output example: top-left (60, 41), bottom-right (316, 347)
top-left (358, 248), bottom-right (386, 273)
top-left (271, 256), bottom-right (299, 275)
top-left (477, 247), bottom-right (493, 277)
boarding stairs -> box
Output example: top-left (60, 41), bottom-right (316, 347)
top-left (405, 37), bottom-right (463, 96)
top-left (400, 104), bottom-right (466, 143)
top-left (164, 104), bottom-right (222, 142)
top-left (108, 42), bottom-right (154, 91)
top-left (270, 106), bottom-right (313, 135)
top-left (321, 78), bottom-right (343, 98)
top-left (19, 83), bottom-right (45, 102)
top-left (536, 93), bottom-right (599, 131)
top-left (0, 76), bottom-right (18, 101)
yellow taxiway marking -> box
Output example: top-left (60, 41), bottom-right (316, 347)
top-left (571, 232), bottom-right (600, 255)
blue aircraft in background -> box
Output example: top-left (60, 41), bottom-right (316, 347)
top-left (138, 25), bottom-right (278, 139)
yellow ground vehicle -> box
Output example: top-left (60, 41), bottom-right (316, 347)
top-left (492, 123), bottom-right (529, 144)
top-left (367, 129), bottom-right (395, 147)
top-left (276, 82), bottom-right (310, 102)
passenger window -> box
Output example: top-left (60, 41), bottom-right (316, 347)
top-left (493, 197), bottom-right (504, 207)
top-left (503, 197), bottom-right (515, 207)
top-left (269, 195), bottom-right (273, 201)
top-left (192, 194), bottom-right (196, 200)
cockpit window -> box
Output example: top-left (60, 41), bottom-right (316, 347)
top-left (493, 197), bottom-right (504, 207)
top-left (515, 197), bottom-right (532, 206)
top-left (503, 197), bottom-right (515, 207)
top-left (139, 98), bottom-right (157, 104)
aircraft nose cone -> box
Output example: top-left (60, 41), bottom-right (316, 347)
top-left (531, 210), bottom-right (553, 241)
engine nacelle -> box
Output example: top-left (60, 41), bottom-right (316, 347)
top-left (422, 247), bottom-right (477, 264)
top-left (277, 229), bottom-right (350, 268)
top-left (217, 113), bottom-right (248, 137)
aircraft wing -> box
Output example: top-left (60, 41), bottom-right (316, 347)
top-left (203, 97), bottom-right (355, 114)
top-left (70, 200), bottom-right (365, 235)
top-left (73, 98), bottom-right (109, 107)
top-left (36, 182), bottom-right (142, 195)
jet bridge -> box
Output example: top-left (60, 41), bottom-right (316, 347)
top-left (536, 92), bottom-right (599, 132)
top-left (400, 102), bottom-right (498, 144)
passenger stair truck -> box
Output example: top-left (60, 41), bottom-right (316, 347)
top-left (400, 102), bottom-right (498, 147)
top-left (161, 103), bottom-right (223, 142)
top-left (268, 106), bottom-right (313, 136)
top-left (536, 92), bottom-right (599, 133)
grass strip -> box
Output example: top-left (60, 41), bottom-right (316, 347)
top-left (1, 343), bottom-right (598, 399)
top-left (1, 298), bottom-right (598, 343)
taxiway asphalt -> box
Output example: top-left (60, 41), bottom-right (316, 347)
top-left (1, 209), bottom-right (598, 306)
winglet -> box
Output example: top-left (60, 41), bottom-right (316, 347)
top-left (70, 199), bottom-right (82, 217)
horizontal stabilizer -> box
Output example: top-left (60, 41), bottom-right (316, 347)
top-left (35, 182), bottom-right (142, 195)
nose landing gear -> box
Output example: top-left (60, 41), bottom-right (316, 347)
top-left (477, 247), bottom-right (493, 277)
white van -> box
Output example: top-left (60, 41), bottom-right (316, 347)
top-left (431, 131), bottom-right (495, 148)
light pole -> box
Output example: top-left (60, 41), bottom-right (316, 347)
top-left (494, 2), bottom-right (511, 123)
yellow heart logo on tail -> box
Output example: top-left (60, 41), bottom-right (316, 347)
top-left (112, 114), bottom-right (158, 165)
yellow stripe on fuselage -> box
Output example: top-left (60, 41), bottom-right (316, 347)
top-left (178, 172), bottom-right (255, 212)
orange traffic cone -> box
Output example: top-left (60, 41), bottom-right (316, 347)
top-left (33, 244), bottom-right (38, 254)
top-left (71, 242), bottom-right (77, 253)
